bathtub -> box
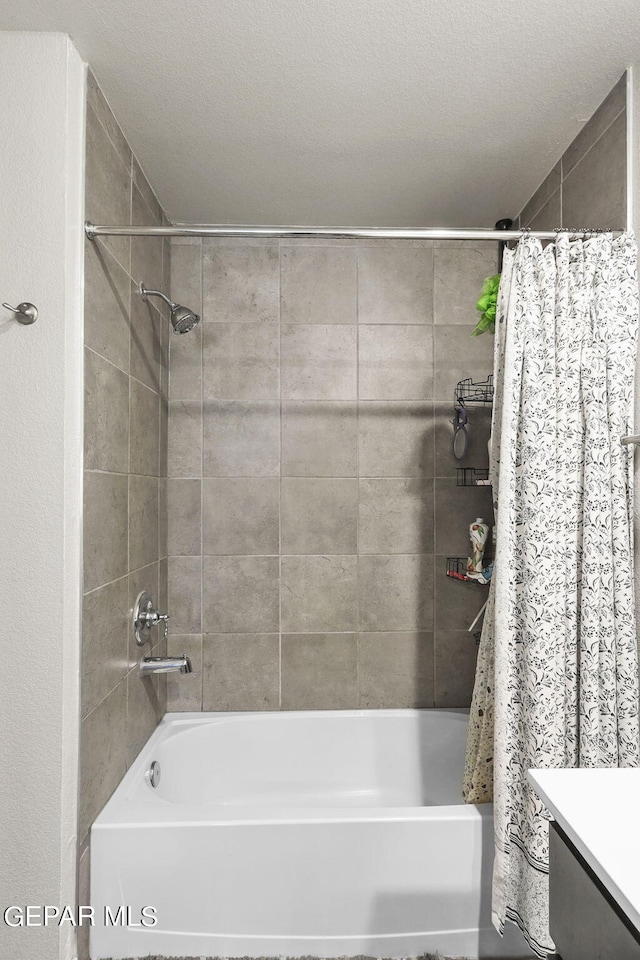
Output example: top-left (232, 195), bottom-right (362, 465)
top-left (90, 709), bottom-right (529, 959)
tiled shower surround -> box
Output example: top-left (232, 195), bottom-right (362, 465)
top-left (166, 239), bottom-right (496, 712)
top-left (80, 73), bottom-right (170, 847)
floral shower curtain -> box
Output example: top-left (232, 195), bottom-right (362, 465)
top-left (463, 232), bottom-right (640, 957)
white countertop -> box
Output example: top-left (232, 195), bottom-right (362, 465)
top-left (528, 768), bottom-right (640, 933)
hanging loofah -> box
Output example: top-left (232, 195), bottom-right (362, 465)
top-left (472, 273), bottom-right (501, 336)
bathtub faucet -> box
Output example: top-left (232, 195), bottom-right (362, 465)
top-left (139, 655), bottom-right (193, 677)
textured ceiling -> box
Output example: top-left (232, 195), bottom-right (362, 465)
top-left (1, 0), bottom-right (638, 226)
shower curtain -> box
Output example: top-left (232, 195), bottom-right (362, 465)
top-left (463, 232), bottom-right (640, 957)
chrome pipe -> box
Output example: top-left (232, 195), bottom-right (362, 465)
top-left (85, 223), bottom-right (622, 241)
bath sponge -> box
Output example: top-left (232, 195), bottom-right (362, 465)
top-left (472, 273), bottom-right (501, 336)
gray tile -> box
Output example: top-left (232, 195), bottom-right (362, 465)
top-left (158, 476), bottom-right (167, 559)
top-left (149, 627), bottom-right (168, 718)
top-left (562, 110), bottom-right (627, 230)
top-left (281, 634), bottom-right (357, 710)
top-left (281, 238), bottom-right (357, 247)
top-left (166, 635), bottom-right (203, 711)
top-left (358, 246), bottom-right (433, 324)
top-left (203, 322), bottom-right (279, 400)
top-left (281, 324), bottom-right (357, 400)
top-left (434, 555), bottom-right (489, 631)
top-left (280, 245), bottom-right (357, 323)
top-left (81, 577), bottom-right (129, 719)
top-left (83, 472), bottom-right (128, 593)
top-left (433, 326), bottom-right (495, 400)
top-left (163, 232), bottom-right (172, 300)
top-left (526, 190), bottom-right (562, 232)
top-left (281, 401), bottom-right (357, 477)
top-left (434, 478), bottom-right (494, 556)
top-left (358, 402), bottom-right (434, 477)
top-left (79, 680), bottom-right (127, 839)
top-left (563, 74), bottom-right (626, 178)
top-left (518, 163), bottom-right (562, 228)
top-left (358, 632), bottom-right (434, 708)
top-left (160, 313), bottom-right (170, 400)
top-left (131, 184), bottom-right (163, 307)
top-left (168, 400), bottom-right (202, 477)
top-left (203, 556), bottom-right (280, 633)
top-left (359, 479), bottom-right (434, 554)
top-left (281, 555), bottom-right (357, 632)
top-left (281, 478), bottom-right (358, 554)
top-left (85, 105), bottom-right (131, 272)
top-left (434, 401), bottom-right (492, 478)
top-left (203, 401), bottom-right (279, 477)
top-left (130, 283), bottom-right (162, 392)
top-left (130, 378), bottom-right (160, 476)
top-left (159, 396), bottom-right (169, 478)
top-left (129, 475), bottom-right (160, 571)
top-left (158, 556), bottom-right (168, 616)
top-left (167, 556), bottom-right (202, 633)
top-left (434, 630), bottom-right (479, 708)
top-left (202, 243), bottom-right (279, 322)
top-left (169, 323), bottom-right (202, 401)
top-left (167, 479), bottom-right (202, 556)
top-left (87, 71), bottom-right (131, 172)
top-left (359, 325), bottom-right (433, 400)
top-left (132, 157), bottom-right (163, 224)
top-left (171, 239), bottom-right (202, 312)
top-left (84, 239), bottom-right (130, 373)
top-left (433, 244), bottom-right (498, 325)
top-left (203, 478), bottom-right (279, 555)
top-left (84, 348), bottom-right (129, 473)
top-left (169, 242), bottom-right (203, 401)
top-left (202, 634), bottom-right (280, 710)
top-left (358, 554), bottom-right (434, 632)
top-left (126, 664), bottom-right (164, 765)
top-left (77, 843), bottom-right (91, 959)
top-left (127, 561), bottom-right (160, 665)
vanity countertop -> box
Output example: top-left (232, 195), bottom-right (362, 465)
top-left (528, 768), bottom-right (640, 932)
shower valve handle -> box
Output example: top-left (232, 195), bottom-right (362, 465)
top-left (133, 592), bottom-right (170, 646)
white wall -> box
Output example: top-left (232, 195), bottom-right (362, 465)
top-left (0, 33), bottom-right (85, 960)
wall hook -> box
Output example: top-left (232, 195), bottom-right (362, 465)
top-left (2, 301), bottom-right (38, 325)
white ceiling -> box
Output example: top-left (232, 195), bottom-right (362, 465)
top-left (1, 0), bottom-right (639, 226)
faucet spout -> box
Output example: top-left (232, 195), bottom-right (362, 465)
top-left (139, 655), bottom-right (193, 677)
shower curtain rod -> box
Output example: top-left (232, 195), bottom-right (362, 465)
top-left (84, 223), bottom-right (621, 241)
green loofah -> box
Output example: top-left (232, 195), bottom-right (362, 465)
top-left (472, 273), bottom-right (501, 336)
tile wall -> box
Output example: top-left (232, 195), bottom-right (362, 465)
top-left (167, 238), bottom-right (497, 712)
top-left (518, 74), bottom-right (626, 231)
top-left (79, 73), bottom-right (171, 853)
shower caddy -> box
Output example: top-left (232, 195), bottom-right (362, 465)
top-left (446, 375), bottom-right (494, 583)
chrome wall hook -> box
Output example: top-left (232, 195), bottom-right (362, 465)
top-left (2, 301), bottom-right (38, 325)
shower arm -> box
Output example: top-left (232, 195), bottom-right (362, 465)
top-left (140, 285), bottom-right (176, 310)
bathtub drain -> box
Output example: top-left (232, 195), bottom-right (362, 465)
top-left (147, 760), bottom-right (161, 788)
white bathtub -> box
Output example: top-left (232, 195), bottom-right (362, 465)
top-left (90, 709), bottom-right (529, 959)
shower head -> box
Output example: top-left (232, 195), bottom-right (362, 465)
top-left (139, 284), bottom-right (200, 334)
top-left (169, 304), bottom-right (200, 334)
